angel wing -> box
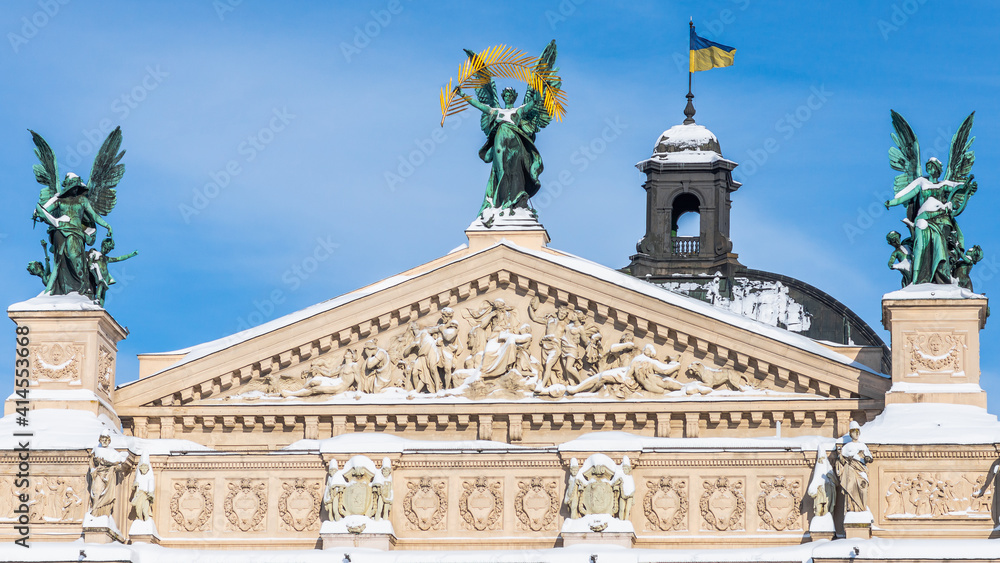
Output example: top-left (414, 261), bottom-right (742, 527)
top-left (944, 112), bottom-right (975, 184)
top-left (28, 130), bottom-right (59, 215)
top-left (888, 110), bottom-right (921, 196)
top-left (86, 126), bottom-right (126, 217)
top-left (521, 40), bottom-right (561, 136)
top-left (463, 48), bottom-right (500, 137)
top-left (944, 112), bottom-right (976, 217)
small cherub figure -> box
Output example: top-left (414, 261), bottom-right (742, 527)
top-left (886, 231), bottom-right (913, 288)
top-left (87, 238), bottom-right (138, 306)
top-left (955, 245), bottom-right (983, 291)
top-left (26, 239), bottom-right (52, 287)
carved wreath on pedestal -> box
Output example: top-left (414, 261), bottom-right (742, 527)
top-left (224, 478), bottom-right (268, 532)
top-left (756, 476), bottom-right (802, 531)
top-left (32, 343), bottom-right (82, 381)
top-left (170, 479), bottom-right (213, 532)
top-left (403, 477), bottom-right (447, 531)
top-left (459, 477), bottom-right (503, 531)
top-left (644, 477), bottom-right (687, 531)
top-left (700, 477), bottom-right (745, 531)
top-left (278, 479), bottom-right (321, 532)
top-left (907, 333), bottom-right (962, 373)
top-left (514, 477), bottom-right (559, 531)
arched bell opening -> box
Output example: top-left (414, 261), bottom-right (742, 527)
top-left (671, 193), bottom-right (701, 256)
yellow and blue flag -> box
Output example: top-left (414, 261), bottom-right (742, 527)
top-left (689, 27), bottom-right (736, 72)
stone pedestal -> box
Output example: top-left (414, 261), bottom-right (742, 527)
top-left (320, 532), bottom-right (396, 550)
top-left (881, 286), bottom-right (989, 408)
top-left (560, 531), bottom-right (637, 548)
top-left (843, 510), bottom-right (873, 540)
top-left (466, 208), bottom-right (550, 251)
top-left (82, 526), bottom-right (124, 544)
top-left (6, 294), bottom-right (128, 424)
top-left (128, 520), bottom-right (160, 544)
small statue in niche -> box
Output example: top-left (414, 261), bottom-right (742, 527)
top-left (835, 421), bottom-right (874, 514)
top-left (129, 451), bottom-right (155, 522)
top-left (807, 447), bottom-right (836, 517)
top-left (374, 458), bottom-right (393, 520)
top-left (614, 456), bottom-right (635, 520)
top-left (323, 459), bottom-right (346, 521)
top-left (87, 430), bottom-right (133, 520)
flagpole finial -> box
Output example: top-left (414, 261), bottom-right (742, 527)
top-left (684, 92), bottom-right (696, 125)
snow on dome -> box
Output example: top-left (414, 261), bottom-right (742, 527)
top-left (653, 123), bottom-right (722, 155)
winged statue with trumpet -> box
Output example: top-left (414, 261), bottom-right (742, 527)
top-left (885, 110), bottom-right (981, 290)
top-left (27, 127), bottom-right (137, 306)
top-left (440, 40), bottom-right (566, 222)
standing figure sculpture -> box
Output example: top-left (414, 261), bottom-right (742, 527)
top-left (323, 459), bottom-right (346, 521)
top-left (835, 421), bottom-right (873, 514)
top-left (885, 111), bottom-right (980, 288)
top-left (87, 430), bottom-right (132, 520)
top-left (28, 128), bottom-right (131, 301)
top-left (129, 451), bottom-right (155, 523)
top-left (446, 41), bottom-right (563, 219)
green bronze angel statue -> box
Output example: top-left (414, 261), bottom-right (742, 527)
top-left (440, 41), bottom-right (566, 221)
top-left (28, 127), bottom-right (137, 305)
top-left (885, 110), bottom-right (980, 289)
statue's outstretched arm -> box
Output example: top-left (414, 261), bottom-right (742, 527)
top-left (457, 88), bottom-right (491, 114)
top-left (108, 251), bottom-right (138, 263)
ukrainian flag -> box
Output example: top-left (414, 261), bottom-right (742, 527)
top-left (689, 27), bottom-right (736, 72)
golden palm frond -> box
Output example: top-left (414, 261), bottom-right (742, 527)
top-left (439, 44), bottom-right (567, 126)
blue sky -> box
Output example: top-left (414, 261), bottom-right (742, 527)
top-left (1, 1), bottom-right (998, 412)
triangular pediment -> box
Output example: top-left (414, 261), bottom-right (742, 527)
top-left (115, 242), bottom-right (889, 410)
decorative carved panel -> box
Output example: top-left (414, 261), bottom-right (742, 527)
top-left (459, 476), bottom-right (503, 531)
top-left (700, 477), bottom-right (745, 531)
top-left (32, 343), bottom-right (82, 382)
top-left (0, 476), bottom-right (86, 523)
top-left (906, 332), bottom-right (963, 375)
top-left (224, 478), bottom-right (267, 532)
top-left (883, 472), bottom-right (991, 519)
top-left (278, 479), bottom-right (322, 532)
top-left (514, 477), bottom-right (559, 532)
top-left (644, 477), bottom-right (687, 531)
top-left (403, 477), bottom-right (447, 531)
top-left (97, 347), bottom-right (114, 393)
top-left (170, 479), bottom-right (213, 532)
top-left (756, 476), bottom-right (802, 531)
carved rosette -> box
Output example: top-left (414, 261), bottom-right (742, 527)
top-left (32, 343), bottom-right (82, 382)
top-left (643, 477), bottom-right (687, 531)
top-left (514, 477), bottom-right (559, 532)
top-left (700, 477), bottom-right (745, 531)
top-left (224, 478), bottom-right (268, 532)
top-left (97, 347), bottom-right (113, 393)
top-left (756, 477), bottom-right (802, 531)
top-left (459, 477), bottom-right (503, 531)
top-left (278, 479), bottom-right (322, 532)
top-left (170, 479), bottom-right (213, 532)
top-left (403, 477), bottom-right (447, 531)
top-left (907, 332), bottom-right (963, 374)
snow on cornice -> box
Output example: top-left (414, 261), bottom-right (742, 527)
top-left (8, 292), bottom-right (103, 312)
top-left (883, 282), bottom-right (984, 301)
